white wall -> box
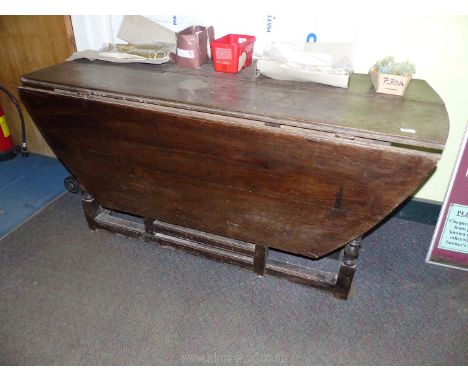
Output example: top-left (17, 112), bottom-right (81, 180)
top-left (72, 15), bottom-right (359, 53)
top-left (71, 15), bottom-right (468, 203)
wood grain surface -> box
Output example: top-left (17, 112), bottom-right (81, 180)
top-left (20, 88), bottom-right (439, 257)
top-left (22, 59), bottom-right (449, 150)
top-left (0, 16), bottom-right (75, 156)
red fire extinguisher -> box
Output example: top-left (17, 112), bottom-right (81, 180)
top-left (0, 84), bottom-right (28, 161)
top-left (0, 102), bottom-right (16, 161)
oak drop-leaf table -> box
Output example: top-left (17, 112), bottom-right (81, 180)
top-left (19, 60), bottom-right (449, 299)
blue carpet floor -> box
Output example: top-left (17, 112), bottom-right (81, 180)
top-left (0, 154), bottom-right (69, 239)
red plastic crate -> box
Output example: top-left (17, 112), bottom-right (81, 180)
top-left (210, 34), bottom-right (256, 73)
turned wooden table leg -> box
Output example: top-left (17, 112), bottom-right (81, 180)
top-left (334, 238), bottom-right (361, 300)
top-left (144, 217), bottom-right (154, 235)
top-left (81, 192), bottom-right (101, 231)
top-left (253, 245), bottom-right (268, 276)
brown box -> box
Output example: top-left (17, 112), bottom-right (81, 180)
top-left (176, 26), bottom-right (215, 69)
top-left (369, 68), bottom-right (412, 96)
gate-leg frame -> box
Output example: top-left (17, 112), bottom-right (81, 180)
top-left (81, 192), bottom-right (361, 300)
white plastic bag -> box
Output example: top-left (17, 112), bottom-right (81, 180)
top-left (257, 42), bottom-right (354, 88)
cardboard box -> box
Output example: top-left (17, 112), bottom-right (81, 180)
top-left (369, 68), bottom-right (412, 96)
top-left (117, 16), bottom-right (176, 45)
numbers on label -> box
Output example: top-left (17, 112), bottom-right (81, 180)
top-left (383, 77), bottom-right (405, 87)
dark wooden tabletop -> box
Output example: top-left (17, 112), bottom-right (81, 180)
top-left (22, 59), bottom-right (449, 150)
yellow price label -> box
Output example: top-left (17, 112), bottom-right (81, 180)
top-left (0, 115), bottom-right (11, 138)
